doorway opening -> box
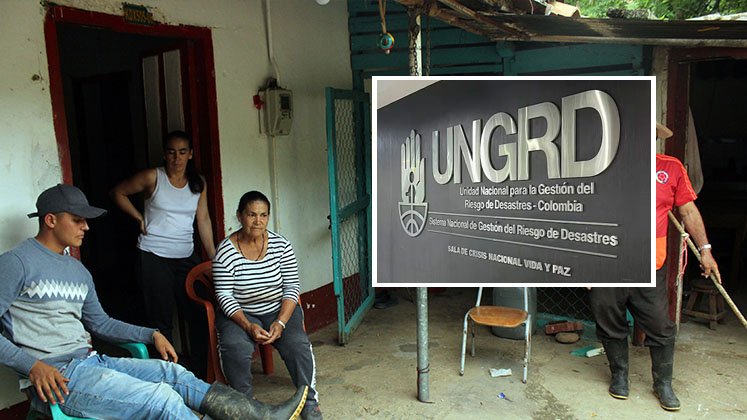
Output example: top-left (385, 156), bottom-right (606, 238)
top-left (667, 48), bottom-right (747, 316)
top-left (44, 5), bottom-right (224, 353)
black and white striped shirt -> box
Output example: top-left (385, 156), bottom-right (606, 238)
top-left (213, 231), bottom-right (301, 317)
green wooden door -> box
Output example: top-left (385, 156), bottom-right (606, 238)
top-left (326, 88), bottom-right (373, 344)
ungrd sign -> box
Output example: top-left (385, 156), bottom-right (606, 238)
top-left (431, 89), bottom-right (620, 184)
top-left (374, 77), bottom-right (655, 287)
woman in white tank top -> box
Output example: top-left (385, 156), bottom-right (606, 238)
top-left (111, 131), bottom-right (215, 378)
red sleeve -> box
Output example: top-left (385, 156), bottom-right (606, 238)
top-left (672, 159), bottom-right (697, 207)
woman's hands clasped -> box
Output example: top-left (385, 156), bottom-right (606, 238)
top-left (266, 321), bottom-right (285, 344)
top-left (247, 322), bottom-right (282, 345)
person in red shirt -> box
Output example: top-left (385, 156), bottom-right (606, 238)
top-left (590, 123), bottom-right (720, 412)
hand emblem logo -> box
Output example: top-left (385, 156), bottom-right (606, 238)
top-left (401, 130), bottom-right (426, 204)
top-left (399, 130), bottom-right (428, 237)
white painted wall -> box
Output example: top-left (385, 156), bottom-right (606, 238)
top-left (0, 0), bottom-right (351, 409)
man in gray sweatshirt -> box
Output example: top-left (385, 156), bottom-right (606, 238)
top-left (0, 184), bottom-right (307, 419)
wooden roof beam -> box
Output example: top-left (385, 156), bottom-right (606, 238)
top-left (391, 1), bottom-right (494, 39)
top-left (430, 7), bottom-right (491, 38)
top-left (437, 0), bottom-right (530, 39)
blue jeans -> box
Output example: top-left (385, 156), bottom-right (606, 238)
top-left (37, 354), bottom-right (211, 419)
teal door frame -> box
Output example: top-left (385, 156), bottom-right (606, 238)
top-left (326, 87), bottom-right (373, 344)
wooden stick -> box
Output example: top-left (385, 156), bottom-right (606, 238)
top-left (668, 211), bottom-right (747, 330)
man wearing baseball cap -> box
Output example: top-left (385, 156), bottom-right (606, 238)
top-left (590, 123), bottom-right (720, 412)
top-left (26, 184), bottom-right (108, 219)
top-left (1, 184), bottom-right (307, 419)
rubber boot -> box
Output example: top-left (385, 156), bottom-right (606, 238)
top-left (200, 383), bottom-right (308, 420)
top-left (650, 344), bottom-right (680, 411)
top-left (602, 339), bottom-right (629, 400)
top-left (300, 403), bottom-right (324, 420)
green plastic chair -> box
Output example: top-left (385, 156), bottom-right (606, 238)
top-left (28, 342), bottom-right (148, 420)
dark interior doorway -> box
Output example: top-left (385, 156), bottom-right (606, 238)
top-left (57, 24), bottom-right (185, 323)
top-left (687, 58), bottom-right (747, 300)
top-left (44, 6), bottom-right (225, 356)
top-left (665, 48), bottom-right (747, 333)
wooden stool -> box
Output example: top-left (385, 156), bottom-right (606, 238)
top-left (682, 283), bottom-right (726, 330)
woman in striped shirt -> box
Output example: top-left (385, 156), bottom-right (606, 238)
top-left (213, 191), bottom-right (321, 420)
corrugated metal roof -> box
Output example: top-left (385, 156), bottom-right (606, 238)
top-left (394, 0), bottom-right (747, 47)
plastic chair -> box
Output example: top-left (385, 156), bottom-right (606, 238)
top-left (26, 342), bottom-right (148, 420)
top-left (185, 261), bottom-right (275, 384)
top-left (459, 287), bottom-right (532, 383)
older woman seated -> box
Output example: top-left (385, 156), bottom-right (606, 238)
top-left (213, 191), bottom-right (322, 420)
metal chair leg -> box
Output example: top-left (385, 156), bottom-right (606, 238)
top-left (523, 314), bottom-right (532, 384)
top-left (470, 319), bottom-right (476, 357)
top-left (460, 312), bottom-right (469, 375)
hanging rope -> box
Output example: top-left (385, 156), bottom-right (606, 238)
top-left (378, 0), bottom-right (386, 33)
top-left (377, 0), bottom-right (394, 54)
top-left (407, 6), bottom-right (420, 76)
top-left (674, 224), bottom-right (689, 332)
top-left (424, 1), bottom-right (431, 76)
top-left (678, 231), bottom-right (689, 279)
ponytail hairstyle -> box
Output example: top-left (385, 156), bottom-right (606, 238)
top-left (164, 130), bottom-right (204, 194)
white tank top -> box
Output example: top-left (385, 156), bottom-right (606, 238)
top-left (137, 167), bottom-right (200, 258)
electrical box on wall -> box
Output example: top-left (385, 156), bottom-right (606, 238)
top-left (263, 88), bottom-right (293, 136)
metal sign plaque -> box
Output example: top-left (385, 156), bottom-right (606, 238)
top-left (123, 3), bottom-right (155, 26)
top-left (374, 77), bottom-right (655, 286)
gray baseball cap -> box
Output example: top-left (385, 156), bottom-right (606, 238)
top-left (27, 184), bottom-right (107, 219)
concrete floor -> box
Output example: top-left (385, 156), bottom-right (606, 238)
top-left (255, 288), bottom-right (747, 419)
